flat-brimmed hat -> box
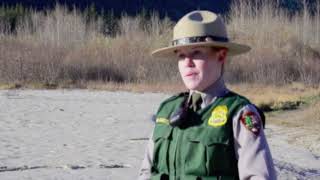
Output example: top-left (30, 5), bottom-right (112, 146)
top-left (151, 10), bottom-right (251, 57)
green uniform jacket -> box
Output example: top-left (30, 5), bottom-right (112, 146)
top-left (151, 91), bottom-right (255, 180)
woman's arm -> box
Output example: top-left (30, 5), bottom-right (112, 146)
top-left (138, 130), bottom-right (154, 180)
top-left (233, 104), bottom-right (277, 180)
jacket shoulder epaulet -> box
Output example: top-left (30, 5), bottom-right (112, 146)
top-left (160, 92), bottom-right (187, 105)
top-left (156, 92), bottom-right (188, 115)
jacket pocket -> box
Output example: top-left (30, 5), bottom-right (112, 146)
top-left (152, 124), bottom-right (172, 174)
top-left (205, 135), bottom-right (233, 176)
top-left (183, 128), bottom-right (232, 176)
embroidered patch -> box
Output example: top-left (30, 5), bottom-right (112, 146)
top-left (208, 105), bottom-right (228, 127)
top-left (240, 111), bottom-right (261, 135)
top-left (156, 117), bottom-right (169, 125)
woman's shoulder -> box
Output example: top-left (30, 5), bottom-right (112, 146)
top-left (160, 92), bottom-right (188, 105)
top-left (223, 90), bottom-right (253, 105)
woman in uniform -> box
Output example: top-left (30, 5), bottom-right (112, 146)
top-left (138, 10), bottom-right (276, 180)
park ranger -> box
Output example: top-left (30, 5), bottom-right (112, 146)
top-left (138, 10), bottom-right (276, 180)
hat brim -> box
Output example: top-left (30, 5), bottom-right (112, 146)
top-left (151, 41), bottom-right (251, 58)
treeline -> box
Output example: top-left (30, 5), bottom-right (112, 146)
top-left (1, 0), bottom-right (319, 35)
top-left (0, 4), bottom-right (120, 36)
top-left (0, 0), bottom-right (232, 20)
top-left (0, 4), bottom-right (28, 33)
top-left (1, 0), bottom-right (317, 16)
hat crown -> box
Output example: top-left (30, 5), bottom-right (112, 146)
top-left (173, 11), bottom-right (227, 40)
top-left (150, 10), bottom-right (250, 57)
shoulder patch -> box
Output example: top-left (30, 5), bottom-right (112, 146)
top-left (208, 105), bottom-right (228, 127)
top-left (240, 111), bottom-right (261, 135)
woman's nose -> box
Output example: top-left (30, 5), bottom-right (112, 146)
top-left (184, 57), bottom-right (195, 67)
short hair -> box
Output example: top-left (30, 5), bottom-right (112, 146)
top-left (211, 47), bottom-right (228, 76)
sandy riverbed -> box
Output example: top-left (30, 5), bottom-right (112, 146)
top-left (0, 90), bottom-right (319, 180)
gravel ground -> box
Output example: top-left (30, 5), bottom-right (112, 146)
top-left (0, 90), bottom-right (319, 180)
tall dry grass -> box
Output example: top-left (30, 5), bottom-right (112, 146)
top-left (0, 5), bottom-right (177, 86)
top-left (0, 1), bottom-right (319, 88)
top-left (226, 0), bottom-right (320, 85)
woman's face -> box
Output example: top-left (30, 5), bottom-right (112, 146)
top-left (176, 46), bottom-right (226, 91)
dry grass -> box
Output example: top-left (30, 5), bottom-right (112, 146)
top-left (0, 1), bottom-right (319, 86)
top-left (226, 0), bottom-right (320, 84)
top-left (229, 83), bottom-right (320, 111)
top-left (266, 97), bottom-right (320, 126)
top-left (0, 5), bottom-right (177, 85)
top-left (301, 101), bottom-right (320, 124)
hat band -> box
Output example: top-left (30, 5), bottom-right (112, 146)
top-left (172, 35), bottom-right (229, 46)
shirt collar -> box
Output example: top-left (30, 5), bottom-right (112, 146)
top-left (189, 77), bottom-right (229, 107)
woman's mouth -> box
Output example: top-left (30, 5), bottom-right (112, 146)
top-left (185, 72), bottom-right (198, 77)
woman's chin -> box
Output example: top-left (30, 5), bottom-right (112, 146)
top-left (183, 82), bottom-right (203, 91)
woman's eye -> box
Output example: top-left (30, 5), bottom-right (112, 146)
top-left (178, 54), bottom-right (186, 59)
top-left (192, 50), bottom-right (202, 58)
top-left (194, 50), bottom-right (200, 54)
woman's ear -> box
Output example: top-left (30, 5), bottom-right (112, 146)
top-left (217, 48), bottom-right (228, 63)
